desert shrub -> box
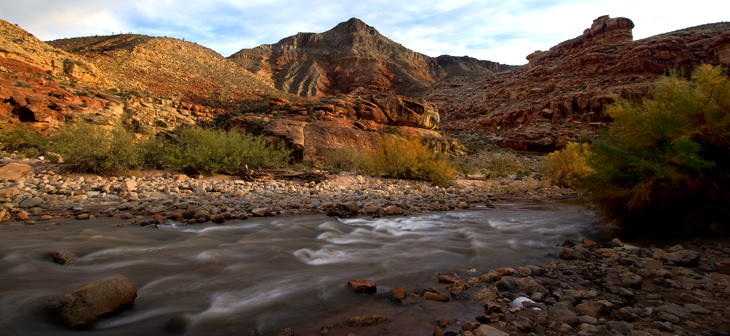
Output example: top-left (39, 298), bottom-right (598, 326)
top-left (585, 64), bottom-right (730, 236)
top-left (541, 142), bottom-right (593, 188)
top-left (53, 122), bottom-right (143, 175)
top-left (0, 124), bottom-right (51, 155)
top-left (382, 124), bottom-right (401, 135)
top-left (487, 153), bottom-right (523, 177)
top-left (247, 117), bottom-right (268, 135)
top-left (323, 147), bottom-right (372, 174)
top-left (163, 127), bottom-right (290, 175)
top-left (138, 135), bottom-right (169, 169)
top-left (154, 120), bottom-right (168, 128)
top-left (14, 80), bottom-right (30, 88)
top-left (369, 136), bottom-right (456, 187)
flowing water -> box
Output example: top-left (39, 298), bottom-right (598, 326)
top-left (0, 202), bottom-right (602, 336)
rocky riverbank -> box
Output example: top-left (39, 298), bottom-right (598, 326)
top-left (2, 160), bottom-right (730, 335)
top-left (333, 239), bottom-right (730, 336)
top-left (0, 159), bottom-right (576, 225)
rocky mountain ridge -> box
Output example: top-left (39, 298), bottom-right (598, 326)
top-left (47, 34), bottom-right (293, 110)
top-left (418, 16), bottom-right (730, 151)
top-left (229, 18), bottom-right (515, 97)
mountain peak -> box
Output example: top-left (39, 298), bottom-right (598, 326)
top-left (330, 17), bottom-right (376, 35)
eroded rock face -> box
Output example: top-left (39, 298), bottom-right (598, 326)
top-left (0, 19), bottom-right (105, 85)
top-left (420, 17), bottom-right (730, 152)
top-left (46, 274), bottom-right (137, 328)
top-left (229, 18), bottom-right (514, 97)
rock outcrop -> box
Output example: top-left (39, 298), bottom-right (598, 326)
top-left (420, 16), bottom-right (730, 151)
top-left (223, 91), bottom-right (463, 165)
top-left (229, 18), bottom-right (515, 97)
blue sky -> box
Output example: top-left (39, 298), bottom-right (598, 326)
top-left (1, 0), bottom-right (727, 65)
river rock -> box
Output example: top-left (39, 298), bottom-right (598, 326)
top-left (655, 303), bottom-right (691, 321)
top-left (389, 287), bottom-right (406, 300)
top-left (575, 300), bottom-right (610, 317)
top-left (19, 197), bottom-right (45, 208)
top-left (346, 315), bottom-right (388, 327)
top-left (0, 187), bottom-right (20, 198)
top-left (715, 259), bottom-right (730, 275)
top-left (251, 208), bottom-right (268, 217)
top-left (384, 205), bottom-right (402, 215)
top-left (474, 324), bottom-right (508, 336)
top-left (48, 249), bottom-right (78, 265)
top-left (450, 280), bottom-right (469, 297)
top-left (661, 250), bottom-right (700, 266)
top-left (15, 210), bottom-right (29, 220)
top-left (479, 270), bottom-right (502, 283)
top-left (347, 279), bottom-right (376, 293)
top-left (46, 274), bottom-right (137, 327)
top-left (118, 180), bottom-right (137, 192)
top-left (620, 272), bottom-right (643, 288)
top-left (607, 320), bottom-right (632, 334)
top-left (423, 292), bottom-right (450, 302)
top-left (0, 163), bottom-right (31, 180)
top-left (548, 303), bottom-right (579, 326)
top-left (615, 306), bottom-right (637, 321)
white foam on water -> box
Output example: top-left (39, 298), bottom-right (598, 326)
top-left (194, 251), bottom-right (223, 263)
top-left (94, 307), bottom-right (180, 329)
top-left (316, 231), bottom-right (366, 245)
top-left (293, 246), bottom-right (352, 265)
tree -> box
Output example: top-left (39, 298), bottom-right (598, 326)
top-left (585, 64), bottom-right (730, 236)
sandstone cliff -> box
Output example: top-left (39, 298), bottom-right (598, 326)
top-left (0, 20), bottom-right (231, 134)
top-left (419, 16), bottom-right (730, 151)
top-left (48, 34), bottom-right (295, 109)
top-left (229, 18), bottom-right (515, 97)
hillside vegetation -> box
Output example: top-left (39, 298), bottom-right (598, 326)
top-left (545, 64), bottom-right (730, 236)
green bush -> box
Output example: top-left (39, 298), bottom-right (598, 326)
top-left (541, 142), bottom-right (593, 188)
top-left (369, 136), bottom-right (456, 187)
top-left (0, 124), bottom-right (51, 157)
top-left (163, 127), bottom-right (291, 175)
top-left (585, 64), bottom-right (730, 236)
top-left (53, 122), bottom-right (143, 175)
top-left (138, 135), bottom-right (168, 169)
top-left (323, 147), bottom-right (372, 174)
top-left (487, 153), bottom-right (524, 177)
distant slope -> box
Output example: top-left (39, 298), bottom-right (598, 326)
top-left (229, 18), bottom-right (515, 97)
top-left (49, 34), bottom-right (295, 109)
top-left (0, 19), bottom-right (106, 86)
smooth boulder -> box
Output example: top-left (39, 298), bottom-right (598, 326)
top-left (46, 274), bottom-right (137, 327)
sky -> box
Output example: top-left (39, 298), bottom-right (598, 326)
top-left (1, 0), bottom-right (727, 65)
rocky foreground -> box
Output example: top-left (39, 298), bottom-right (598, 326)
top-left (335, 238), bottom-right (730, 336)
top-left (0, 159), bottom-right (574, 225)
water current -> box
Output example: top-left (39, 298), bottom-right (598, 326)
top-left (0, 202), bottom-right (602, 336)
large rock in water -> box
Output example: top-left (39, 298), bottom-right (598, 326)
top-left (46, 274), bottom-right (137, 327)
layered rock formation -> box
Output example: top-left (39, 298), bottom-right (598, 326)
top-left (224, 92), bottom-right (463, 165)
top-left (229, 18), bottom-right (514, 97)
top-left (420, 16), bottom-right (730, 151)
top-left (48, 34), bottom-right (293, 109)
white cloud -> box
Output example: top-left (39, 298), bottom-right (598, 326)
top-left (1, 0), bottom-right (727, 64)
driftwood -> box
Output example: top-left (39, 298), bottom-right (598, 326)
top-left (466, 173), bottom-right (490, 181)
top-left (239, 169), bottom-right (328, 183)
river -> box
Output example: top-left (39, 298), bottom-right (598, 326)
top-left (0, 202), bottom-right (602, 336)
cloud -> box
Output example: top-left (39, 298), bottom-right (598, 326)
top-left (1, 0), bottom-right (728, 64)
